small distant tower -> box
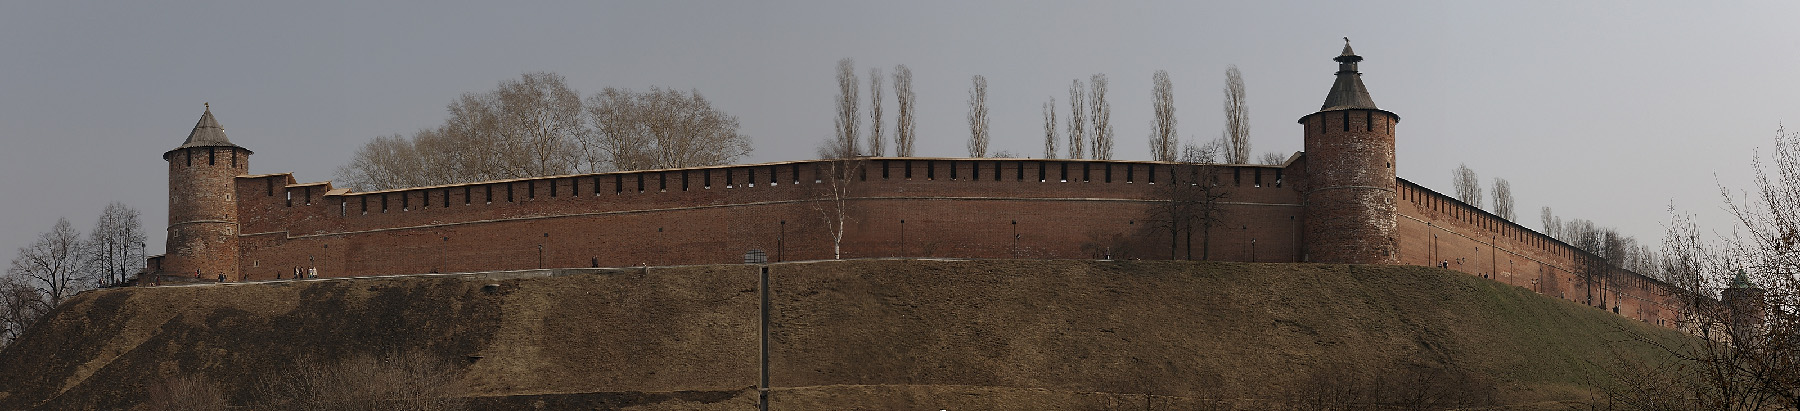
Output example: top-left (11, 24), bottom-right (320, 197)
top-left (163, 104), bottom-right (251, 281)
top-left (1300, 40), bottom-right (1401, 264)
top-left (1721, 269), bottom-right (1767, 334)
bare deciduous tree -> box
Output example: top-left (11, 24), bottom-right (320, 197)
top-left (892, 65), bottom-right (916, 157)
top-left (336, 73), bottom-right (751, 190)
top-left (810, 158), bottom-right (862, 259)
top-left (1628, 200), bottom-right (1800, 409)
top-left (1491, 177), bottom-right (1515, 221)
top-left (335, 134), bottom-right (427, 191)
top-left (586, 87), bottom-right (752, 170)
top-left (1223, 65), bottom-right (1251, 164)
top-left (1541, 206), bottom-right (1560, 238)
top-left (1089, 73), bottom-right (1114, 160)
top-left (867, 67), bottom-right (885, 157)
top-left (0, 275), bottom-right (46, 347)
top-left (967, 75), bottom-right (989, 158)
top-left (1183, 139), bottom-right (1221, 164)
top-left (1149, 140), bottom-right (1231, 260)
top-left (337, 72), bottom-right (585, 190)
top-left (7, 218), bottom-right (87, 307)
top-left (834, 58), bottom-right (861, 158)
top-left (1150, 70), bottom-right (1177, 162)
top-left (1258, 151), bottom-right (1287, 165)
top-left (1646, 125), bottom-right (1800, 409)
top-left (1068, 79), bottom-right (1086, 159)
top-left (1043, 97), bottom-right (1058, 159)
top-left (495, 72), bottom-right (586, 178)
top-left (1453, 163), bottom-right (1483, 209)
top-left (85, 202), bottom-right (144, 287)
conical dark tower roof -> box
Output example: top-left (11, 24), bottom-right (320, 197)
top-left (1319, 39), bottom-right (1382, 112)
top-left (165, 103), bottom-right (251, 158)
top-left (1730, 269), bottom-right (1760, 289)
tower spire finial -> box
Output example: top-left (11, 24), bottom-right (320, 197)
top-left (204, 102), bottom-right (209, 111)
top-left (1319, 40), bottom-right (1378, 111)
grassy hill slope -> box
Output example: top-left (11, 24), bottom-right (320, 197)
top-left (0, 260), bottom-right (1691, 409)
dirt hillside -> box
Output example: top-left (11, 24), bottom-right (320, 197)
top-left (0, 260), bottom-right (1691, 409)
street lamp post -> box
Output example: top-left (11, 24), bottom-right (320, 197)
top-left (1011, 220), bottom-right (1019, 252)
top-left (779, 220), bottom-right (786, 262)
top-left (537, 244), bottom-right (544, 269)
top-left (139, 241), bottom-right (154, 286)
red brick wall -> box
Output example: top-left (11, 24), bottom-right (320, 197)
top-left (227, 159), bottom-right (1304, 280)
top-left (1395, 179), bottom-right (1679, 327)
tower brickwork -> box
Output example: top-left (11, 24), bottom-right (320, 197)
top-left (1722, 270), bottom-right (1767, 335)
top-left (1301, 41), bottom-right (1400, 264)
top-left (163, 105), bottom-right (250, 281)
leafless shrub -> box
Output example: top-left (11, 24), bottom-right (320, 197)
top-left (1258, 151), bottom-right (1287, 166)
top-left (1584, 353), bottom-right (1711, 411)
top-left (256, 351), bottom-right (467, 411)
top-left (145, 374), bottom-right (228, 411)
top-left (1282, 362), bottom-right (1496, 410)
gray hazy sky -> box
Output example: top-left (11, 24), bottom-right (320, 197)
top-left (3, 1), bottom-right (1797, 258)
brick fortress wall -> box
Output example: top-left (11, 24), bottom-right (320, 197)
top-left (231, 158), bottom-right (1305, 279)
top-left (218, 156), bottom-right (1678, 328)
top-left (1395, 179), bottom-right (1679, 326)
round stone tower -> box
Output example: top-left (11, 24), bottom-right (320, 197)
top-left (163, 104), bottom-right (250, 281)
top-left (1722, 269), bottom-right (1767, 333)
top-left (1299, 41), bottom-right (1400, 264)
